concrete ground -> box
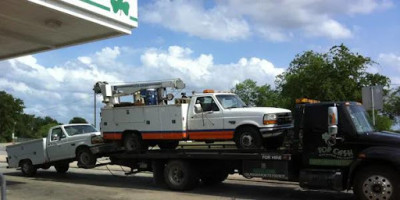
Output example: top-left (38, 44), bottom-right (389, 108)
top-left (0, 143), bottom-right (354, 200)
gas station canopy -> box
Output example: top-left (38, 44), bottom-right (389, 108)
top-left (0, 0), bottom-right (138, 60)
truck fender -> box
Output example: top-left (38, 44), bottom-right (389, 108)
top-left (346, 146), bottom-right (400, 189)
top-left (235, 120), bottom-right (261, 128)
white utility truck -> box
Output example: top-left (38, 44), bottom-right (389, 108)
top-left (6, 124), bottom-right (104, 176)
top-left (94, 79), bottom-right (293, 152)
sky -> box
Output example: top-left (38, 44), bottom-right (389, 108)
top-left (1, 0), bottom-right (400, 125)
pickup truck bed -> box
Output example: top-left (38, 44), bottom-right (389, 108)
top-left (7, 139), bottom-right (47, 168)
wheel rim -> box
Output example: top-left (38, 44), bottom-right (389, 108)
top-left (126, 136), bottom-right (138, 150)
top-left (240, 133), bottom-right (254, 148)
top-left (80, 152), bottom-right (91, 165)
top-left (362, 175), bottom-right (393, 200)
top-left (168, 166), bottom-right (184, 185)
top-left (22, 162), bottom-right (31, 173)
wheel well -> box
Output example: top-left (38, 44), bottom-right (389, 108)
top-left (233, 124), bottom-right (260, 140)
top-left (75, 145), bottom-right (90, 156)
top-left (348, 159), bottom-right (398, 189)
top-left (122, 130), bottom-right (142, 141)
top-left (18, 159), bottom-right (31, 167)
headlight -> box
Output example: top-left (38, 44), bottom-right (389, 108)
top-left (263, 114), bottom-right (277, 125)
top-left (91, 135), bottom-right (104, 144)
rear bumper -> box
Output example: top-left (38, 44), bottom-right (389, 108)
top-left (259, 124), bottom-right (293, 138)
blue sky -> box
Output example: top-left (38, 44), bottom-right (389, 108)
top-left (1, 0), bottom-right (400, 124)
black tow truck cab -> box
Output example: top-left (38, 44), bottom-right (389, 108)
top-left (108, 100), bottom-right (400, 200)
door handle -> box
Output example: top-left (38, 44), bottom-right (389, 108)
top-left (71, 143), bottom-right (75, 146)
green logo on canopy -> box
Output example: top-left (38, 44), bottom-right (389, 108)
top-left (110, 0), bottom-right (130, 16)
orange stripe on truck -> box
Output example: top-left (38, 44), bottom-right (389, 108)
top-left (102, 132), bottom-right (122, 140)
top-left (142, 132), bottom-right (187, 140)
top-left (188, 130), bottom-right (234, 140)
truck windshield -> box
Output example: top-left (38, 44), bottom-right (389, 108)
top-left (346, 105), bottom-right (374, 134)
top-left (216, 95), bottom-right (247, 109)
top-left (64, 125), bottom-right (97, 136)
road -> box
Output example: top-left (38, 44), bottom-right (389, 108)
top-left (0, 163), bottom-right (354, 200)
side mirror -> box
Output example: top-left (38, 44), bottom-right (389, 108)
top-left (194, 104), bottom-right (203, 113)
top-left (52, 134), bottom-right (59, 141)
top-left (328, 106), bottom-right (338, 126)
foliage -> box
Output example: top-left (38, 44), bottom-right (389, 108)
top-left (38, 123), bottom-right (59, 138)
top-left (276, 44), bottom-right (390, 109)
top-left (383, 87), bottom-right (400, 122)
top-left (69, 117), bottom-right (88, 124)
top-left (0, 91), bottom-right (24, 142)
top-left (232, 79), bottom-right (282, 107)
top-left (0, 91), bottom-right (60, 141)
top-left (374, 114), bottom-right (393, 131)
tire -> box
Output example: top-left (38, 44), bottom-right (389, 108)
top-left (21, 160), bottom-right (37, 177)
top-left (201, 171), bottom-right (229, 186)
top-left (124, 133), bottom-right (147, 153)
top-left (353, 165), bottom-right (400, 200)
top-left (54, 163), bottom-right (69, 173)
top-left (158, 141), bottom-right (179, 150)
top-left (152, 161), bottom-right (166, 187)
top-left (77, 148), bottom-right (96, 168)
top-left (164, 160), bottom-right (199, 191)
top-left (235, 127), bottom-right (262, 149)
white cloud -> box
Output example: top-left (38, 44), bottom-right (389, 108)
top-left (141, 0), bottom-right (250, 41)
top-left (141, 0), bottom-right (392, 41)
top-left (378, 53), bottom-right (400, 85)
top-left (0, 45), bottom-right (284, 123)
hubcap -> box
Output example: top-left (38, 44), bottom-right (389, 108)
top-left (362, 175), bottom-right (392, 200)
top-left (169, 167), bottom-right (184, 185)
top-left (22, 163), bottom-right (30, 172)
top-left (126, 136), bottom-right (137, 150)
top-left (80, 152), bottom-right (91, 165)
top-left (240, 133), bottom-right (253, 148)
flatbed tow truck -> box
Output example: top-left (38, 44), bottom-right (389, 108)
top-left (91, 99), bottom-right (400, 200)
top-left (8, 99), bottom-right (400, 200)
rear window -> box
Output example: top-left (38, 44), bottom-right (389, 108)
top-left (64, 125), bottom-right (97, 136)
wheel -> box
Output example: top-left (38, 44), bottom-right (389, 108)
top-left (235, 127), bottom-right (262, 149)
top-left (124, 133), bottom-right (148, 153)
top-left (201, 171), bottom-right (229, 186)
top-left (54, 163), bottom-right (69, 173)
top-left (353, 165), bottom-right (400, 200)
top-left (21, 160), bottom-right (37, 176)
top-left (41, 164), bottom-right (51, 170)
top-left (164, 160), bottom-right (199, 191)
top-left (152, 161), bottom-right (166, 186)
top-left (158, 141), bottom-right (179, 150)
top-left (77, 148), bottom-right (96, 168)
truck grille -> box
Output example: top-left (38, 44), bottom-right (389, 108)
top-left (277, 113), bottom-right (292, 125)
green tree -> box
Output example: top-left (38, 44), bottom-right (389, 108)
top-left (232, 79), bottom-right (282, 107)
top-left (276, 44), bottom-right (390, 108)
top-left (69, 117), bottom-right (88, 124)
top-left (38, 123), bottom-right (59, 138)
top-left (0, 91), bottom-right (24, 142)
top-left (384, 87), bottom-right (400, 122)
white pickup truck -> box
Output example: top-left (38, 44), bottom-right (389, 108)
top-left (100, 90), bottom-right (293, 152)
top-left (6, 124), bottom-right (105, 176)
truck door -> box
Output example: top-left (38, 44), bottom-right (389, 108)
top-left (302, 104), bottom-right (354, 167)
top-left (47, 128), bottom-right (71, 162)
top-left (187, 96), bottom-right (225, 140)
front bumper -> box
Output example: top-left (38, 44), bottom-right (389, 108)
top-left (90, 143), bottom-right (119, 155)
top-left (259, 124), bottom-right (293, 138)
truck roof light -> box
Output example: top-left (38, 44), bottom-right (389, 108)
top-left (203, 89), bottom-right (215, 93)
top-left (295, 98), bottom-right (320, 104)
